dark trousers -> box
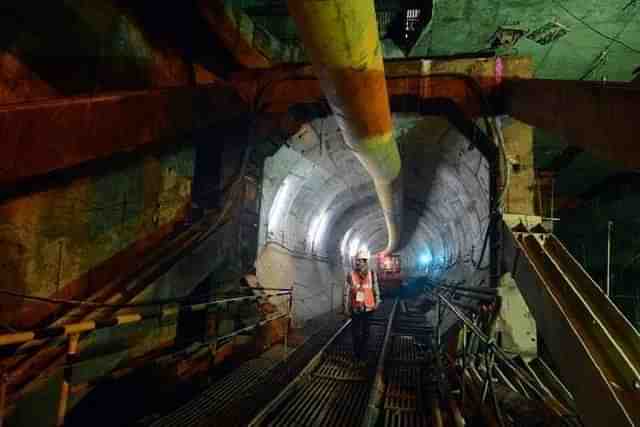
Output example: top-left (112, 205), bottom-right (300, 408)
top-left (351, 310), bottom-right (372, 361)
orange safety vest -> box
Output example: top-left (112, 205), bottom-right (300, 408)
top-left (350, 271), bottom-right (376, 312)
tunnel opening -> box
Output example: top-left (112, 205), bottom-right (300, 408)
top-left (257, 113), bottom-right (492, 328)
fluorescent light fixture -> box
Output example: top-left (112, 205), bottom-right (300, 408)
top-left (268, 178), bottom-right (290, 232)
top-left (309, 211), bottom-right (330, 249)
top-left (419, 252), bottom-right (432, 265)
top-left (348, 237), bottom-right (361, 258)
top-left (340, 230), bottom-right (351, 256)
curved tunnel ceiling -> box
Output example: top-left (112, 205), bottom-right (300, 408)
top-left (259, 113), bottom-right (492, 287)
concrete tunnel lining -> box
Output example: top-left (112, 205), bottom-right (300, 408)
top-left (257, 114), bottom-right (491, 326)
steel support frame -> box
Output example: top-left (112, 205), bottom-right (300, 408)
top-left (507, 225), bottom-right (640, 426)
top-left (198, 0), bottom-right (272, 69)
top-left (502, 79), bottom-right (640, 169)
top-left (231, 63), bottom-right (502, 118)
top-left (1, 59), bottom-right (509, 195)
top-left (0, 83), bottom-right (247, 190)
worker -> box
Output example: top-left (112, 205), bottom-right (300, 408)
top-left (344, 251), bottom-right (381, 364)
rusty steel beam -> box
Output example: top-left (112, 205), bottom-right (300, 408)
top-left (503, 79), bottom-right (640, 169)
top-left (231, 63), bottom-right (501, 118)
top-left (0, 83), bottom-right (247, 189)
top-left (199, 0), bottom-right (272, 69)
top-left (510, 227), bottom-right (640, 426)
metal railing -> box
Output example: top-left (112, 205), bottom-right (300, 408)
top-left (0, 288), bottom-right (293, 427)
top-left (512, 226), bottom-right (640, 426)
top-left (437, 293), bottom-right (574, 426)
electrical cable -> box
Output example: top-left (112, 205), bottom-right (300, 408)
top-left (263, 239), bottom-right (331, 263)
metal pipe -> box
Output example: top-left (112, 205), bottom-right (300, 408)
top-left (0, 291), bottom-right (292, 348)
top-left (440, 284), bottom-right (498, 296)
top-left (436, 297), bottom-right (441, 349)
top-left (288, 0), bottom-right (402, 254)
top-left (607, 221), bottom-right (613, 297)
top-left (362, 299), bottom-right (398, 427)
top-left (461, 323), bottom-right (467, 404)
top-left (438, 294), bottom-right (548, 401)
top-left (0, 372), bottom-right (6, 427)
top-left (56, 334), bottom-right (79, 426)
top-left (440, 289), bottom-right (496, 303)
top-left (431, 398), bottom-right (444, 427)
top-left (450, 398), bottom-right (466, 427)
top-left (284, 293), bottom-right (292, 360)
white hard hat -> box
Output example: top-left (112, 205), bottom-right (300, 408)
top-left (355, 248), bottom-right (370, 260)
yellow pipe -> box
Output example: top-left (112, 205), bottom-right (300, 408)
top-left (0, 332), bottom-right (35, 346)
top-left (288, 0), bottom-right (402, 254)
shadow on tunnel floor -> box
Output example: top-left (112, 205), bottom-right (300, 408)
top-left (65, 359), bottom-right (239, 427)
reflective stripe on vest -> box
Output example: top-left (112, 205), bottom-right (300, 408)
top-left (350, 271), bottom-right (375, 311)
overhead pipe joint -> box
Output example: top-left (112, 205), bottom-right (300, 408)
top-left (288, 0), bottom-right (403, 255)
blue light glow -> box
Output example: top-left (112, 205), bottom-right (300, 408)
top-left (419, 253), bottom-right (432, 264)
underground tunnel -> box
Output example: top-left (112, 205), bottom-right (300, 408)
top-left (0, 1), bottom-right (639, 426)
top-left (256, 114), bottom-right (491, 327)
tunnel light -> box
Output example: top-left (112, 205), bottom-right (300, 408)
top-left (308, 211), bottom-right (329, 249)
top-left (419, 252), bottom-right (433, 265)
top-left (348, 237), bottom-right (361, 258)
top-left (268, 178), bottom-right (290, 232)
top-left (340, 231), bottom-right (351, 256)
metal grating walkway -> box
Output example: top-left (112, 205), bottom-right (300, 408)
top-left (148, 357), bottom-right (276, 427)
top-left (252, 301), bottom-right (396, 427)
top-left (381, 306), bottom-right (433, 427)
top-left (143, 316), bottom-right (346, 427)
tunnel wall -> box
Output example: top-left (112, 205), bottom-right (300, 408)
top-left (257, 141), bottom-right (345, 326)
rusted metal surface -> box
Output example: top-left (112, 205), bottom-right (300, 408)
top-left (0, 83), bottom-right (246, 188)
top-left (509, 224), bottom-right (640, 426)
top-left (503, 79), bottom-right (640, 169)
top-left (198, 0), bottom-right (271, 69)
top-left (288, 0), bottom-right (402, 255)
top-left (231, 57), bottom-right (528, 116)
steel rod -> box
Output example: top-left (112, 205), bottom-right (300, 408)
top-left (362, 299), bottom-right (399, 427)
top-left (56, 334), bottom-right (79, 427)
top-left (0, 291), bottom-right (291, 347)
top-left (248, 318), bottom-right (352, 427)
top-left (607, 221), bottom-right (613, 297)
top-left (439, 294), bottom-right (547, 400)
top-left (0, 372), bottom-right (6, 427)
